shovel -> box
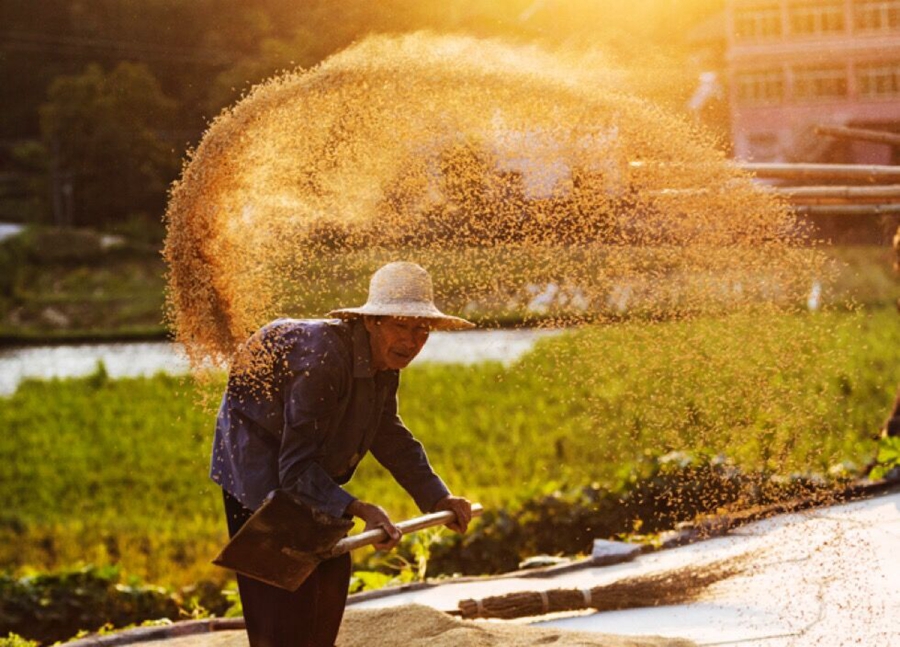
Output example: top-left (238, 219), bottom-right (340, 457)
top-left (213, 490), bottom-right (483, 591)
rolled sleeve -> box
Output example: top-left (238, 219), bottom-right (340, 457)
top-left (369, 395), bottom-right (451, 513)
top-left (287, 457), bottom-right (356, 519)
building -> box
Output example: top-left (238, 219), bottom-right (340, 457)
top-left (727, 0), bottom-right (900, 163)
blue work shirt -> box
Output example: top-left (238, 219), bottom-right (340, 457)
top-left (210, 318), bottom-right (450, 518)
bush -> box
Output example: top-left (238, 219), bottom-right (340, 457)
top-left (381, 451), bottom-right (835, 576)
top-left (0, 234), bottom-right (29, 298)
top-left (869, 436), bottom-right (900, 481)
top-left (0, 634), bottom-right (37, 647)
top-left (0, 566), bottom-right (228, 645)
top-left (39, 63), bottom-right (178, 228)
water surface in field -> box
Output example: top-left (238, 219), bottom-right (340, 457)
top-left (0, 223), bottom-right (24, 242)
top-left (0, 328), bottom-right (558, 396)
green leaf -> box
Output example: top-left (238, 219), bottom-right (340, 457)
top-left (876, 437), bottom-right (900, 467)
top-left (350, 570), bottom-right (394, 592)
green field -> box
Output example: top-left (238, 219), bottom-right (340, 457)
top-left (2, 306), bottom-right (899, 587)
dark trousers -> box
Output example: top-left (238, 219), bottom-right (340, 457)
top-left (223, 490), bottom-right (352, 647)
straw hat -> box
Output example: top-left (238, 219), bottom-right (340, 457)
top-left (328, 262), bottom-right (475, 331)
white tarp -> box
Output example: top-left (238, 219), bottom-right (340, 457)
top-left (351, 490), bottom-right (900, 646)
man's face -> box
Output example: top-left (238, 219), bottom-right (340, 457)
top-left (364, 316), bottom-right (431, 371)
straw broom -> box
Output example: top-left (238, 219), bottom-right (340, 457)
top-left (457, 557), bottom-right (744, 620)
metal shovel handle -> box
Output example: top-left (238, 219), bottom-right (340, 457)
top-left (330, 502), bottom-right (484, 556)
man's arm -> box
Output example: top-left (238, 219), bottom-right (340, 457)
top-left (369, 392), bottom-right (472, 532)
top-left (369, 395), bottom-right (451, 513)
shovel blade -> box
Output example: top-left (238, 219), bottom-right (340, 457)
top-left (213, 490), bottom-right (353, 591)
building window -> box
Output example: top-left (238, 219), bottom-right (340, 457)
top-left (736, 70), bottom-right (785, 104)
top-left (857, 62), bottom-right (900, 96)
top-left (734, 4), bottom-right (783, 39)
top-left (854, 1), bottom-right (900, 31)
top-left (793, 65), bottom-right (848, 99)
top-left (789, 1), bottom-right (846, 35)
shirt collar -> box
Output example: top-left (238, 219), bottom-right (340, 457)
top-left (351, 319), bottom-right (375, 378)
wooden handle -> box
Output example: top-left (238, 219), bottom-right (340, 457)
top-left (330, 502), bottom-right (483, 556)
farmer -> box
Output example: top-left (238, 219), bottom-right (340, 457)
top-left (211, 261), bottom-right (474, 647)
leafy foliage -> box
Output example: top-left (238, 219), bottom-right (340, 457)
top-left (0, 228), bottom-right (166, 340)
top-left (869, 436), bottom-right (900, 480)
top-left (0, 565), bottom-right (221, 645)
top-left (38, 62), bottom-right (179, 227)
top-left (370, 450), bottom-right (839, 576)
top-left (0, 634), bottom-right (37, 647)
top-left (4, 0), bottom-right (725, 230)
top-left (0, 233), bottom-right (30, 300)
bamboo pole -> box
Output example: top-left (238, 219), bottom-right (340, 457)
top-left (652, 185), bottom-right (900, 204)
top-left (330, 503), bottom-right (483, 556)
top-left (791, 204), bottom-right (900, 216)
top-left (629, 161), bottom-right (900, 182)
top-left (815, 124), bottom-right (900, 147)
top-left (785, 197), bottom-right (900, 206)
top-left (738, 162), bottom-right (900, 182)
top-left (777, 185), bottom-right (900, 200)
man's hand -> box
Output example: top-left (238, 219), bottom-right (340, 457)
top-left (347, 500), bottom-right (401, 551)
top-left (433, 495), bottom-right (473, 534)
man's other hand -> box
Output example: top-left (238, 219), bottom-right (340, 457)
top-left (347, 500), bottom-right (401, 551)
top-left (433, 495), bottom-right (472, 534)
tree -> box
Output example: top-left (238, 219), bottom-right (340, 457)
top-left (39, 62), bottom-right (178, 227)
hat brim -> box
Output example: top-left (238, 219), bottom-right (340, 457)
top-left (327, 305), bottom-right (475, 331)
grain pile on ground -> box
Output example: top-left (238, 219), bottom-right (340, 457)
top-left (156, 605), bottom-right (694, 647)
top-left (337, 604), bottom-right (695, 647)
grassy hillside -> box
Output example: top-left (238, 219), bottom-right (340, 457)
top-left (0, 228), bottom-right (166, 342)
